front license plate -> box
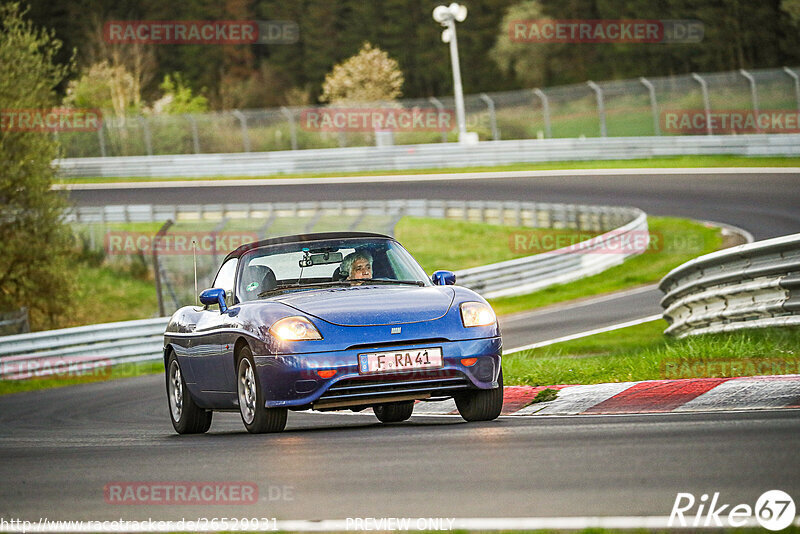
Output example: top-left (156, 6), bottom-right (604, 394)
top-left (358, 348), bottom-right (443, 374)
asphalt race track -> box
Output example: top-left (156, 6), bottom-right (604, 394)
top-left (66, 170), bottom-right (800, 239)
top-left (1, 170), bottom-right (796, 522)
top-left (1, 375), bottom-right (798, 520)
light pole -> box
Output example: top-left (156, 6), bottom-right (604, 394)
top-left (433, 3), bottom-right (476, 143)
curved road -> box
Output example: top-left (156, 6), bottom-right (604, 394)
top-left (1, 169), bottom-right (797, 523)
top-left (65, 169), bottom-right (800, 348)
top-left (66, 170), bottom-right (800, 239)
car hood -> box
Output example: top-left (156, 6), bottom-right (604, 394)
top-left (272, 285), bottom-right (455, 326)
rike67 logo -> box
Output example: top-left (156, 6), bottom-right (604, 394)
top-left (669, 490), bottom-right (796, 530)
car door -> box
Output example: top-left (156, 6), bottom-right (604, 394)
top-left (191, 258), bottom-right (238, 392)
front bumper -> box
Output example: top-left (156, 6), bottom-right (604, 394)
top-left (253, 336), bottom-right (501, 409)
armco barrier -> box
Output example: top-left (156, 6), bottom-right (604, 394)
top-left (3, 199), bottom-right (648, 371)
top-left (659, 233), bottom-right (800, 337)
top-left (0, 317), bottom-right (168, 379)
top-left (65, 199), bottom-right (647, 299)
top-left (55, 134), bottom-right (800, 178)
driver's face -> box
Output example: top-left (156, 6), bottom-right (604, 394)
top-left (349, 258), bottom-right (372, 279)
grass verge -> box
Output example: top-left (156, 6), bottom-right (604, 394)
top-left (60, 155), bottom-right (800, 183)
top-left (396, 215), bottom-right (723, 316)
top-left (4, 215), bottom-right (722, 394)
top-left (0, 361), bottom-right (163, 396)
top-left (503, 322), bottom-right (800, 386)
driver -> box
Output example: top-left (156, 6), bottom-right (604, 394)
top-left (340, 250), bottom-right (373, 280)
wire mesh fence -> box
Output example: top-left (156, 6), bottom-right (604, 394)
top-left (57, 67), bottom-right (800, 158)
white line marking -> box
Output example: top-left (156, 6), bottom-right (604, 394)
top-left (54, 166), bottom-right (800, 190)
top-left (1, 515), bottom-right (787, 531)
top-left (504, 314), bottom-right (663, 354)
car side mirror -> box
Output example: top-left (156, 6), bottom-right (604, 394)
top-left (431, 270), bottom-right (456, 286)
top-left (199, 288), bottom-right (227, 313)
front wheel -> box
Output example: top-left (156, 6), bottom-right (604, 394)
top-left (455, 369), bottom-right (504, 422)
top-left (237, 347), bottom-right (287, 433)
top-left (166, 353), bottom-right (212, 434)
top-left (373, 400), bottom-right (414, 423)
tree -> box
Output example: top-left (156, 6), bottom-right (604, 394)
top-left (152, 73), bottom-right (209, 114)
top-left (64, 61), bottom-right (140, 120)
top-left (320, 42), bottom-right (404, 104)
top-left (0, 3), bottom-right (76, 329)
top-left (490, 0), bottom-right (552, 88)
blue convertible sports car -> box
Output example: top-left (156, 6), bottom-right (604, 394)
top-left (164, 232), bottom-right (503, 433)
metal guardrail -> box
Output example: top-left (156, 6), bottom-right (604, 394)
top-left (659, 233), bottom-right (800, 337)
top-left (4, 200), bottom-right (646, 373)
top-left (0, 318), bottom-right (168, 379)
top-left (457, 209), bottom-right (647, 298)
top-left (56, 134), bottom-right (800, 178)
top-left (65, 199), bottom-right (645, 299)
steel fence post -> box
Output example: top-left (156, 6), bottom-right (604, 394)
top-left (138, 115), bottom-right (153, 155)
top-left (740, 69), bottom-right (761, 133)
top-left (98, 120), bottom-right (107, 157)
top-left (153, 220), bottom-right (174, 317)
top-left (185, 114), bottom-right (200, 153)
top-left (587, 81), bottom-right (607, 137)
top-left (232, 110), bottom-right (251, 152)
top-left (691, 73), bottom-right (713, 135)
top-left (532, 88), bottom-right (552, 138)
top-left (639, 77), bottom-right (660, 135)
top-left (783, 67), bottom-right (800, 112)
top-left (479, 93), bottom-right (500, 140)
top-left (280, 106), bottom-right (298, 150)
top-left (428, 97), bottom-right (448, 142)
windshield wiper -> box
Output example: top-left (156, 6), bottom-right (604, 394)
top-left (258, 281), bottom-right (354, 297)
top-left (363, 278), bottom-right (426, 286)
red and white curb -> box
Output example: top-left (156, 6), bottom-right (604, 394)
top-left (412, 375), bottom-right (800, 416)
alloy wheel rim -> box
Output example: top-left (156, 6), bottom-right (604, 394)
top-left (238, 359), bottom-right (256, 425)
top-left (168, 360), bottom-right (183, 422)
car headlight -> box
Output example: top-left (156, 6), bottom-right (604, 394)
top-left (460, 301), bottom-right (496, 327)
top-left (269, 316), bottom-right (323, 340)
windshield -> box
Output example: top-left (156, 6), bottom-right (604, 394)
top-left (236, 237), bottom-right (431, 301)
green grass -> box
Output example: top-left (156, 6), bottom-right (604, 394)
top-left (503, 323), bottom-right (800, 386)
top-left (394, 217), bottom-right (569, 272)
top-left (0, 361), bottom-right (163, 396)
top-left (5, 214), bottom-right (722, 394)
top-left (67, 262), bottom-right (158, 329)
top-left (396, 215), bottom-right (723, 316)
top-left (58, 155), bottom-right (800, 183)
top-left (489, 216), bottom-right (723, 316)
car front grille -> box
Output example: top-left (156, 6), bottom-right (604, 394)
top-left (313, 370), bottom-right (469, 409)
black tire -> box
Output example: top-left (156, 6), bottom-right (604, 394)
top-left (237, 346), bottom-right (287, 433)
top-left (373, 400), bottom-right (415, 423)
top-left (166, 352), bottom-right (212, 434)
top-left (455, 369), bottom-right (504, 422)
